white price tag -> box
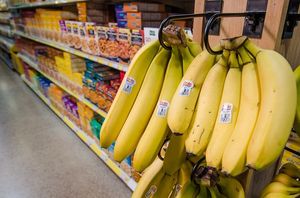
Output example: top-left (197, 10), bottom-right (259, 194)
top-left (179, 80), bottom-right (194, 96)
top-left (156, 100), bottom-right (169, 117)
top-left (122, 77), bottom-right (136, 94)
top-left (220, 103), bottom-right (233, 124)
top-left (145, 185), bottom-right (157, 198)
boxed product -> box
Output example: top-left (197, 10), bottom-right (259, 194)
top-left (115, 4), bottom-right (123, 12)
top-left (117, 20), bottom-right (127, 28)
top-left (130, 29), bottom-right (144, 60)
top-left (117, 28), bottom-right (131, 62)
top-left (65, 20), bottom-right (74, 47)
top-left (106, 27), bottom-right (119, 61)
top-left (96, 26), bottom-right (108, 56)
top-left (72, 21), bottom-right (81, 49)
top-left (86, 22), bottom-right (100, 55)
top-left (79, 22), bottom-right (89, 52)
top-left (116, 12), bottom-right (127, 20)
top-left (123, 2), bottom-right (165, 12)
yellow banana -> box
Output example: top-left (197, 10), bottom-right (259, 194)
top-left (187, 39), bottom-right (202, 57)
top-left (167, 50), bottom-right (216, 135)
top-left (152, 172), bottom-right (178, 198)
top-left (245, 40), bottom-right (297, 170)
top-left (163, 132), bottom-right (188, 176)
top-left (185, 50), bottom-right (229, 156)
top-left (133, 47), bottom-right (183, 172)
top-left (178, 45), bottom-right (195, 73)
top-left (206, 51), bottom-right (242, 169)
top-left (274, 173), bottom-right (300, 187)
top-left (279, 163), bottom-right (300, 179)
top-left (175, 180), bottom-right (199, 198)
top-left (261, 182), bottom-right (300, 197)
top-left (263, 192), bottom-right (300, 198)
top-left (132, 157), bottom-right (164, 198)
top-left (217, 176), bottom-right (245, 198)
top-left (221, 47), bottom-right (260, 176)
top-left (100, 40), bottom-right (160, 148)
top-left (293, 66), bottom-right (300, 135)
top-left (114, 48), bottom-right (171, 162)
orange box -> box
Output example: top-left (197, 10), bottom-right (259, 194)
top-left (127, 12), bottom-right (141, 20)
top-left (127, 19), bottom-right (142, 29)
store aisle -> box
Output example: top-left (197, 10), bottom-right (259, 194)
top-left (0, 63), bottom-right (131, 198)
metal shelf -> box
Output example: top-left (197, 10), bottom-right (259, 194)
top-left (14, 31), bottom-right (128, 72)
top-left (0, 35), bottom-right (14, 50)
top-left (18, 53), bottom-right (108, 118)
top-left (21, 75), bottom-right (137, 191)
top-left (10, 0), bottom-right (86, 9)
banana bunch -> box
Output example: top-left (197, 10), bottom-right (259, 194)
top-left (177, 36), bottom-right (297, 176)
top-left (261, 163), bottom-right (300, 197)
top-left (99, 36), bottom-right (202, 170)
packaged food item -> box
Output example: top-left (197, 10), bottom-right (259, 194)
top-left (96, 26), bottom-right (108, 57)
top-left (86, 22), bottom-right (99, 55)
top-left (79, 22), bottom-right (88, 53)
top-left (117, 28), bottom-right (131, 62)
top-left (72, 21), bottom-right (81, 49)
top-left (117, 20), bottom-right (127, 28)
top-left (106, 27), bottom-right (119, 61)
top-left (130, 29), bottom-right (144, 60)
top-left (65, 20), bottom-right (74, 47)
top-left (143, 27), bottom-right (159, 44)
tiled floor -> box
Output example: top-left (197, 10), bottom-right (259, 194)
top-left (0, 62), bottom-right (131, 198)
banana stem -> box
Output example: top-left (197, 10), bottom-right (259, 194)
top-left (237, 46), bottom-right (252, 65)
top-left (218, 49), bottom-right (230, 66)
top-left (228, 51), bottom-right (239, 68)
top-left (243, 39), bottom-right (261, 57)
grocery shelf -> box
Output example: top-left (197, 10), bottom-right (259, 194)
top-left (10, 0), bottom-right (86, 9)
top-left (18, 53), bottom-right (108, 118)
top-left (0, 35), bottom-right (14, 50)
top-left (0, 25), bottom-right (12, 37)
top-left (14, 31), bottom-right (129, 72)
top-left (21, 75), bottom-right (137, 191)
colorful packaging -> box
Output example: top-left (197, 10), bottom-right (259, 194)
top-left (143, 27), bottom-right (159, 44)
top-left (117, 28), bottom-right (131, 62)
top-left (72, 21), bottom-right (81, 49)
top-left (86, 22), bottom-right (99, 55)
top-left (96, 26), bottom-right (108, 57)
top-left (106, 27), bottom-right (119, 61)
top-left (65, 21), bottom-right (74, 47)
top-left (130, 29), bottom-right (144, 60)
top-left (79, 22), bottom-right (88, 53)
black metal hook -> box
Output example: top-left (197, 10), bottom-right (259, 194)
top-left (204, 11), bottom-right (266, 55)
top-left (158, 12), bottom-right (217, 50)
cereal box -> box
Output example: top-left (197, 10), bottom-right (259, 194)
top-left (96, 26), bottom-right (108, 57)
top-left (79, 22), bottom-right (88, 53)
top-left (130, 29), bottom-right (144, 60)
top-left (117, 28), bottom-right (131, 62)
top-left (59, 20), bottom-right (68, 45)
top-left (65, 21), bottom-right (74, 47)
top-left (106, 27), bottom-right (119, 61)
top-left (72, 22), bottom-right (81, 49)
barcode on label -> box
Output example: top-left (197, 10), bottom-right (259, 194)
top-left (220, 103), bottom-right (233, 123)
top-left (145, 185), bottom-right (157, 198)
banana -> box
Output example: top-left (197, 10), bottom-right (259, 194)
top-left (113, 49), bottom-right (171, 162)
top-left (178, 45), bottom-right (195, 73)
top-left (206, 51), bottom-right (242, 169)
top-left (100, 40), bottom-right (160, 148)
top-left (217, 176), bottom-right (245, 198)
top-left (221, 47), bottom-right (260, 176)
top-left (197, 185), bottom-right (208, 198)
top-left (208, 186), bottom-right (222, 198)
top-left (245, 40), bottom-right (297, 170)
top-left (152, 172), bottom-right (178, 198)
top-left (132, 157), bottom-right (165, 198)
top-left (293, 66), bottom-right (300, 135)
top-left (263, 192), bottom-right (300, 198)
top-left (187, 39), bottom-right (202, 57)
top-left (133, 47), bottom-right (183, 172)
top-left (163, 132), bottom-right (188, 176)
top-left (167, 49), bottom-right (216, 135)
top-left (279, 163), bottom-right (300, 179)
top-left (274, 173), bottom-right (300, 187)
top-left (261, 182), bottom-right (300, 197)
top-left (185, 50), bottom-right (229, 156)
top-left (175, 181), bottom-right (199, 198)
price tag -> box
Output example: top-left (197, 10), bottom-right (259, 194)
top-left (145, 185), bottom-right (158, 198)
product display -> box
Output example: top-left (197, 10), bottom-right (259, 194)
top-left (2, 0), bottom-right (300, 197)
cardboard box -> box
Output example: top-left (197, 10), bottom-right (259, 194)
top-left (123, 2), bottom-right (165, 12)
top-left (127, 20), bottom-right (141, 30)
top-left (116, 12), bottom-right (127, 20)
